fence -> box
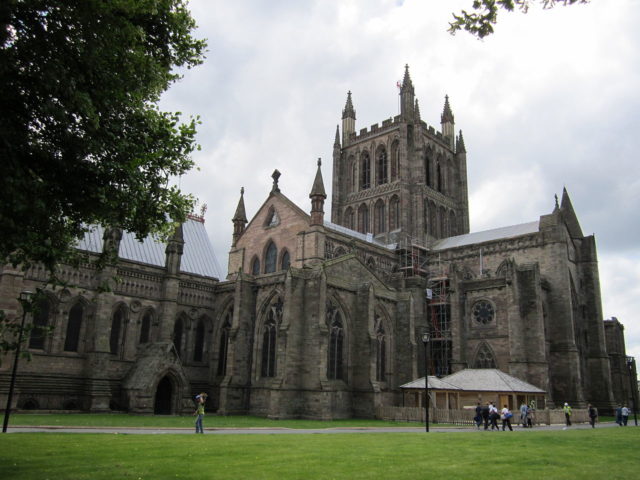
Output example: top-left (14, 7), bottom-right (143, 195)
top-left (376, 406), bottom-right (589, 426)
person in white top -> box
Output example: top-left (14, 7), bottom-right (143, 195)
top-left (501, 405), bottom-right (513, 431)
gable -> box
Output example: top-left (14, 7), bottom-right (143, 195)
top-left (322, 254), bottom-right (393, 295)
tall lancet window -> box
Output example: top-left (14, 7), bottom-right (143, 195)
top-left (64, 302), bottom-right (83, 352)
top-left (360, 152), bottom-right (371, 190)
top-left (375, 316), bottom-right (386, 382)
top-left (327, 303), bottom-right (344, 380)
top-left (218, 309), bottom-right (232, 376)
top-left (390, 140), bottom-right (399, 182)
top-left (193, 318), bottom-right (205, 362)
top-left (376, 146), bottom-right (388, 185)
top-left (261, 298), bottom-right (282, 378)
top-left (265, 241), bottom-right (277, 273)
top-left (358, 204), bottom-right (369, 234)
top-left (374, 199), bottom-right (385, 234)
top-left (389, 195), bottom-right (400, 231)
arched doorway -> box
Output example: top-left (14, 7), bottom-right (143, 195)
top-left (154, 376), bottom-right (173, 414)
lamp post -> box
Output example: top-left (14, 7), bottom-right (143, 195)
top-left (3, 291), bottom-right (33, 433)
top-left (422, 331), bottom-right (430, 433)
top-left (626, 356), bottom-right (638, 426)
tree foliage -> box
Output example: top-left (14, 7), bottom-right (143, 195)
top-left (449, 0), bottom-right (589, 39)
top-left (0, 0), bottom-right (207, 273)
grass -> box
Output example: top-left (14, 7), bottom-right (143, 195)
top-left (8, 413), bottom-right (414, 429)
top-left (0, 428), bottom-right (638, 479)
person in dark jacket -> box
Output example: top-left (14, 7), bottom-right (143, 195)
top-left (474, 402), bottom-right (483, 430)
top-left (482, 402), bottom-right (490, 430)
top-left (588, 403), bottom-right (598, 428)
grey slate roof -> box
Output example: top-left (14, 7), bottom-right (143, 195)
top-left (76, 218), bottom-right (221, 279)
top-left (431, 221), bottom-right (540, 251)
top-left (400, 369), bottom-right (545, 393)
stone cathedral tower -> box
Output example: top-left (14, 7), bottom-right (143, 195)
top-left (331, 65), bottom-right (470, 246)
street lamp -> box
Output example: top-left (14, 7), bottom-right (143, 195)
top-left (626, 356), bottom-right (638, 426)
top-left (3, 291), bottom-right (34, 433)
top-left (422, 331), bottom-right (430, 433)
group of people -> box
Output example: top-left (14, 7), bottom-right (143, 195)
top-left (474, 402), bottom-right (519, 431)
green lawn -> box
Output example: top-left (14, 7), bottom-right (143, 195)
top-left (8, 413), bottom-right (413, 429)
top-left (1, 429), bottom-right (638, 480)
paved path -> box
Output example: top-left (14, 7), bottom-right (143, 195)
top-left (5, 422), bottom-right (622, 435)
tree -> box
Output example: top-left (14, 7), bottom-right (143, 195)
top-left (449, 0), bottom-right (589, 39)
top-left (0, 0), bottom-right (207, 274)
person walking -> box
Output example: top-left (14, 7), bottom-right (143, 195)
top-left (489, 402), bottom-right (500, 431)
top-left (474, 402), bottom-right (483, 430)
top-left (615, 404), bottom-right (623, 426)
top-left (588, 403), bottom-right (598, 428)
top-left (501, 405), bottom-right (513, 431)
top-left (622, 405), bottom-right (630, 426)
top-left (519, 402), bottom-right (528, 428)
top-left (194, 392), bottom-right (207, 434)
top-left (563, 402), bottom-right (572, 429)
top-left (482, 402), bottom-right (490, 430)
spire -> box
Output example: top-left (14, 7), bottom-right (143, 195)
top-left (310, 158), bottom-right (327, 226)
top-left (400, 64), bottom-right (415, 120)
top-left (232, 187), bottom-right (247, 246)
top-left (414, 99), bottom-right (421, 121)
top-left (456, 130), bottom-right (466, 154)
top-left (334, 125), bottom-right (341, 147)
top-left (441, 95), bottom-right (455, 124)
top-left (232, 187), bottom-right (247, 223)
top-left (401, 64), bottom-right (414, 93)
top-left (342, 91), bottom-right (356, 120)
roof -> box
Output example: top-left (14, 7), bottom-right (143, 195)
top-left (431, 221), bottom-right (540, 251)
top-left (400, 369), bottom-right (545, 393)
top-left (76, 218), bottom-right (221, 279)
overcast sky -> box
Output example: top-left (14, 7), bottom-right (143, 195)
top-left (160, 0), bottom-right (640, 359)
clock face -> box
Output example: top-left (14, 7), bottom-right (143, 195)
top-left (473, 300), bottom-right (494, 325)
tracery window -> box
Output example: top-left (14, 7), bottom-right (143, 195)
top-left (63, 302), bottom-right (83, 352)
top-left (110, 306), bottom-right (126, 355)
top-left (376, 146), bottom-right (388, 185)
top-left (375, 317), bottom-right (386, 382)
top-left (261, 299), bottom-right (282, 378)
top-left (251, 256), bottom-right (260, 276)
top-left (358, 204), bottom-right (369, 234)
top-left (474, 343), bottom-right (497, 368)
top-left (193, 319), bottom-right (205, 362)
top-left (327, 303), bottom-right (344, 380)
top-left (218, 309), bottom-right (232, 376)
top-left (173, 317), bottom-right (184, 358)
top-left (139, 311), bottom-right (152, 344)
top-left (374, 199), bottom-right (385, 234)
top-left (472, 300), bottom-right (495, 325)
top-left (360, 152), bottom-right (371, 190)
top-left (28, 298), bottom-right (50, 350)
top-left (281, 250), bottom-right (290, 271)
top-left (389, 195), bottom-right (399, 231)
top-left (265, 241), bottom-right (277, 273)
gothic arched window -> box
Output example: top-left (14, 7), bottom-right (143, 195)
top-left (360, 152), bottom-right (371, 190)
top-left (110, 306), bottom-right (126, 355)
top-left (358, 204), bottom-right (369, 234)
top-left (63, 302), bottom-right (83, 352)
top-left (348, 155), bottom-right (356, 193)
top-left (265, 241), bottom-right (277, 274)
top-left (251, 256), bottom-right (260, 276)
top-left (449, 210), bottom-right (457, 236)
top-left (139, 311), bottom-right (152, 344)
top-left (474, 343), bottom-right (496, 369)
top-left (28, 297), bottom-right (51, 350)
top-left (376, 146), bottom-right (388, 185)
top-left (261, 316), bottom-right (277, 377)
top-left (429, 202), bottom-right (437, 238)
top-left (218, 309), bottom-right (232, 376)
top-left (193, 319), bottom-right (205, 362)
top-left (173, 317), bottom-right (184, 358)
top-left (375, 318), bottom-right (386, 382)
top-left (437, 161), bottom-right (443, 193)
top-left (425, 152), bottom-right (432, 187)
top-left (280, 249), bottom-right (290, 271)
top-left (327, 311), bottom-right (344, 380)
top-left (389, 195), bottom-right (400, 231)
top-left (390, 140), bottom-right (399, 182)
top-left (345, 207), bottom-right (354, 230)
top-left (374, 199), bottom-right (385, 234)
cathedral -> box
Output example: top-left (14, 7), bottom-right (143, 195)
top-left (0, 66), bottom-right (632, 418)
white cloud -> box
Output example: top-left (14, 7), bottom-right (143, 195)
top-left (161, 0), bottom-right (640, 357)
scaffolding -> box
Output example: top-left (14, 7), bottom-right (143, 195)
top-left (427, 276), bottom-right (452, 377)
top-left (397, 236), bottom-right (429, 277)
